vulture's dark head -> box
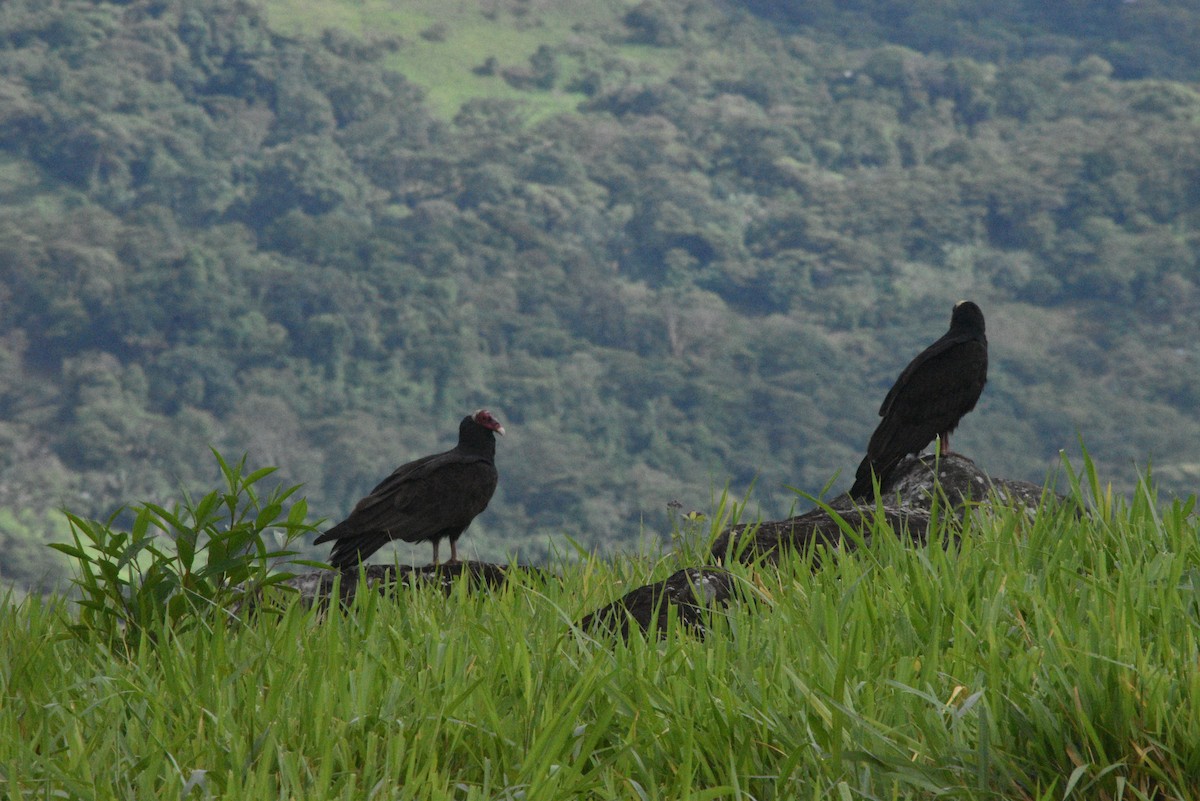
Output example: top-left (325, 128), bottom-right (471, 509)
top-left (470, 408), bottom-right (506, 437)
top-left (951, 300), bottom-right (985, 334)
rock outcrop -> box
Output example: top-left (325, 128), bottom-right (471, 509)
top-left (710, 506), bottom-right (936, 567)
top-left (270, 454), bottom-right (1059, 637)
top-left (247, 560), bottom-right (541, 610)
top-left (581, 454), bottom-right (1062, 636)
top-left (712, 453), bottom-right (1054, 566)
top-left (576, 567), bottom-right (742, 639)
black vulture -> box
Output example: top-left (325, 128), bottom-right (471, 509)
top-left (315, 410), bottom-right (504, 569)
top-left (849, 301), bottom-right (987, 500)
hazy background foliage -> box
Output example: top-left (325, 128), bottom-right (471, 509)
top-left (1, 0), bottom-right (1198, 590)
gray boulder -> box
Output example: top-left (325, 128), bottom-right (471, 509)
top-left (712, 453), bottom-right (1057, 566)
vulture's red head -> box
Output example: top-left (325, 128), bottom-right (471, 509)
top-left (472, 409), bottom-right (506, 436)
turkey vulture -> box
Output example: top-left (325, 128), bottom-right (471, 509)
top-left (849, 301), bottom-right (987, 500)
top-left (315, 409), bottom-right (505, 569)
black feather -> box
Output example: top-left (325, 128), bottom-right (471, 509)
top-left (315, 411), bottom-right (502, 569)
top-left (849, 302), bottom-right (988, 500)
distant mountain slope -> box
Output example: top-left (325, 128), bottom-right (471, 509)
top-left (737, 0), bottom-right (1200, 82)
top-left (1, 0), bottom-right (1198, 591)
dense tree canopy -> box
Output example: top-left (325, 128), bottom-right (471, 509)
top-left (1, 0), bottom-right (1198, 589)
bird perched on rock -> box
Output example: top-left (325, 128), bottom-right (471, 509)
top-left (316, 409), bottom-right (505, 569)
top-left (849, 301), bottom-right (988, 500)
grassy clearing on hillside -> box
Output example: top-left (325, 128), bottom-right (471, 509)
top-left (262, 0), bottom-right (680, 119)
top-left (3, 472), bottom-right (1199, 799)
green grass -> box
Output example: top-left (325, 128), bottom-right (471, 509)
top-left (262, 0), bottom-right (682, 119)
top-left (3, 475), bottom-right (1199, 798)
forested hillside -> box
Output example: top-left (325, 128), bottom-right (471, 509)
top-left (2, 0), bottom-right (1198, 590)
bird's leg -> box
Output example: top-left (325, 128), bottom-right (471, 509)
top-left (938, 432), bottom-right (953, 456)
top-left (430, 540), bottom-right (440, 566)
top-left (448, 538), bottom-right (459, 565)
